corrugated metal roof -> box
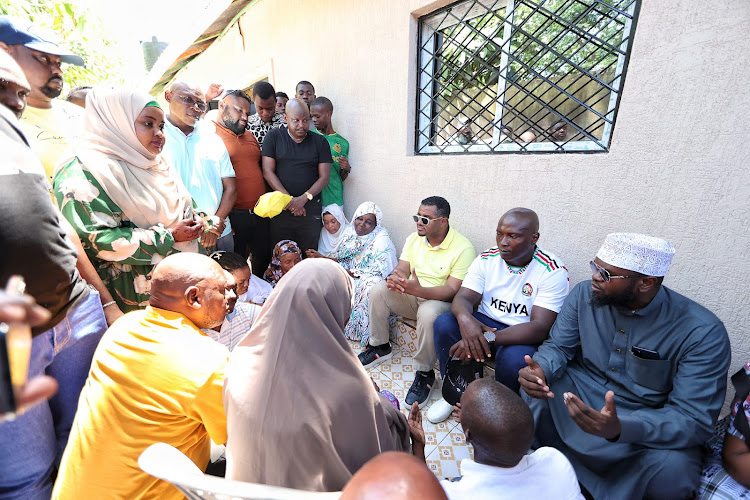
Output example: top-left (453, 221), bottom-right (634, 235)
top-left (148, 0), bottom-right (256, 94)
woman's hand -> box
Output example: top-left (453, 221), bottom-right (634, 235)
top-left (408, 402), bottom-right (426, 461)
top-left (306, 249), bottom-right (323, 259)
top-left (171, 217), bottom-right (203, 242)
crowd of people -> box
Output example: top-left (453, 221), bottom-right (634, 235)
top-left (0, 15), bottom-right (747, 500)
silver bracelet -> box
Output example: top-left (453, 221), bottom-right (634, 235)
top-left (102, 300), bottom-right (117, 309)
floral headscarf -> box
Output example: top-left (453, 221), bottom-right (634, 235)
top-left (263, 240), bottom-right (301, 287)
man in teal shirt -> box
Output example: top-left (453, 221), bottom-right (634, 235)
top-left (310, 96), bottom-right (350, 208)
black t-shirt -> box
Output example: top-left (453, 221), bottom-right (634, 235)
top-left (0, 109), bottom-right (88, 335)
top-left (261, 127), bottom-right (333, 212)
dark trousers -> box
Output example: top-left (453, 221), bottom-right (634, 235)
top-left (229, 209), bottom-right (271, 277)
top-left (434, 311), bottom-right (537, 393)
top-left (269, 210), bottom-right (322, 255)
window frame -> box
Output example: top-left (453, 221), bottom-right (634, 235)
top-left (414, 0), bottom-right (641, 155)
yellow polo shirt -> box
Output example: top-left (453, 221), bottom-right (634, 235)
top-left (400, 227), bottom-right (476, 288)
top-left (52, 306), bottom-right (229, 500)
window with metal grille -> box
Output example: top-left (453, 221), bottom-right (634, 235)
top-left (415, 0), bottom-right (640, 154)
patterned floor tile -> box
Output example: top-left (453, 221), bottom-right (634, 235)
top-left (347, 336), bottom-right (473, 481)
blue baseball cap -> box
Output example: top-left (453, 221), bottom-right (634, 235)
top-left (0, 16), bottom-right (84, 67)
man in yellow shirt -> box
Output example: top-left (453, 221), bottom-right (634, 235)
top-left (360, 196), bottom-right (475, 409)
top-left (0, 16), bottom-right (85, 181)
top-left (52, 253), bottom-right (234, 500)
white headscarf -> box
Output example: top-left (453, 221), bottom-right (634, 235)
top-left (318, 204), bottom-right (349, 256)
top-left (57, 87), bottom-right (197, 251)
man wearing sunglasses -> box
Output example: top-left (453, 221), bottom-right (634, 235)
top-left (163, 81), bottom-right (237, 252)
top-left (360, 196), bottom-right (475, 409)
top-left (519, 233), bottom-right (730, 500)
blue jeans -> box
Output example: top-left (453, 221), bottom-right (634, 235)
top-left (0, 290), bottom-right (107, 500)
top-left (433, 311), bottom-right (538, 393)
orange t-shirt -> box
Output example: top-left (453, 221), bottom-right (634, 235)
top-left (212, 121), bottom-right (266, 210)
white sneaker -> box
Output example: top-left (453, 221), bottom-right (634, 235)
top-left (427, 397), bottom-right (453, 423)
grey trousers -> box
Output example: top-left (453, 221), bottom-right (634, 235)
top-left (367, 280), bottom-right (451, 373)
top-left (525, 392), bottom-right (702, 500)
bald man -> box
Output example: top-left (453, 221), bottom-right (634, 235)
top-left (430, 208), bottom-right (569, 422)
top-left (441, 379), bottom-right (583, 499)
top-left (53, 253), bottom-right (234, 500)
top-left (261, 98), bottom-right (332, 253)
top-left (341, 452), bottom-right (448, 500)
top-left (162, 81), bottom-right (237, 253)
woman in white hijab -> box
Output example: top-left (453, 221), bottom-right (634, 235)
top-left (317, 204), bottom-right (349, 256)
top-left (225, 259), bottom-right (416, 492)
top-left (307, 201), bottom-right (397, 345)
top-left (53, 87), bottom-right (203, 312)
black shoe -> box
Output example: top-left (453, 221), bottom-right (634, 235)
top-left (405, 370), bottom-right (435, 409)
top-left (358, 343), bottom-right (392, 368)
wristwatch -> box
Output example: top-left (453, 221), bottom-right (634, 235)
top-left (304, 191), bottom-right (313, 201)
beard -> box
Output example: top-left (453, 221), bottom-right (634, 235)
top-left (590, 280), bottom-right (638, 308)
top-left (221, 109), bottom-right (245, 135)
top-left (40, 83), bottom-right (62, 99)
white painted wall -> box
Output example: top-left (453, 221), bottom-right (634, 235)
top-left (178, 0), bottom-right (750, 406)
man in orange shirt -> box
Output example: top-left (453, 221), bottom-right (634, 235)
top-left (211, 89), bottom-right (270, 274)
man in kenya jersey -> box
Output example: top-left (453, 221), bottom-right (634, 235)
top-left (430, 208), bottom-right (569, 422)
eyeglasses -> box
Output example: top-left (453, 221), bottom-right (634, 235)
top-left (412, 214), bottom-right (443, 225)
top-left (589, 261), bottom-right (642, 283)
top-left (174, 93), bottom-right (207, 112)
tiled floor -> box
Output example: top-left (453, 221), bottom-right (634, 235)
top-left (350, 340), bottom-right (474, 480)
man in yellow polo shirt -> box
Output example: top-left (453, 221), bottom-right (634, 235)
top-left (359, 196), bottom-right (475, 408)
top-left (52, 253), bottom-right (234, 500)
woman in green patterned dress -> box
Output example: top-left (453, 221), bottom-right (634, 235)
top-left (54, 87), bottom-right (204, 312)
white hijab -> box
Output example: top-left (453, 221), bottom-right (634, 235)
top-left (57, 87), bottom-right (197, 252)
top-left (318, 204), bottom-right (349, 256)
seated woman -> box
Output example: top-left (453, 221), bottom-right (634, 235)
top-left (318, 204), bottom-right (349, 256)
top-left (698, 362), bottom-right (750, 498)
top-left (54, 87), bottom-right (203, 312)
top-left (263, 240), bottom-right (301, 288)
top-left (207, 251), bottom-right (262, 350)
top-left (306, 202), bottom-right (397, 345)
top-left (224, 259), bottom-right (419, 492)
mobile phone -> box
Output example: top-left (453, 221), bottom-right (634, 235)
top-left (631, 346), bottom-right (660, 360)
top-left (0, 328), bottom-right (17, 416)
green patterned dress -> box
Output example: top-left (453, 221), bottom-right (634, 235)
top-left (54, 157), bottom-right (191, 312)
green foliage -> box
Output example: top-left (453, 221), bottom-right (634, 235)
top-left (432, 0), bottom-right (633, 99)
top-left (0, 0), bottom-right (124, 91)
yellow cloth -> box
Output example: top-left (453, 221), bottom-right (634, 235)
top-left (253, 191), bottom-right (292, 218)
top-left (19, 100), bottom-right (83, 182)
top-left (52, 306), bottom-right (229, 500)
top-left (400, 226), bottom-right (476, 287)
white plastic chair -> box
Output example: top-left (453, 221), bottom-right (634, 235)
top-left (138, 443), bottom-right (341, 500)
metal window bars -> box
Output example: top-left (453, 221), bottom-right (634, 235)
top-left (415, 0), bottom-right (640, 154)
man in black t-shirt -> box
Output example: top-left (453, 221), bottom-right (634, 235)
top-left (261, 98), bottom-right (332, 253)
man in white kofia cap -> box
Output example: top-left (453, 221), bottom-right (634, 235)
top-left (519, 233), bottom-right (730, 500)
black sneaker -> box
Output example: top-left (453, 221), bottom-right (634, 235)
top-left (405, 370), bottom-right (435, 409)
top-left (358, 343), bottom-right (392, 368)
